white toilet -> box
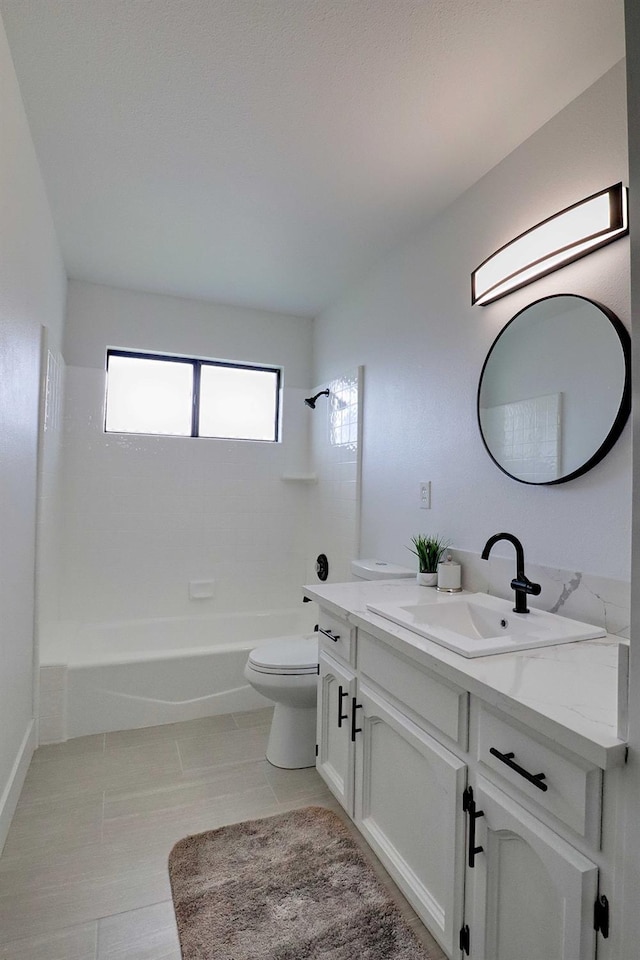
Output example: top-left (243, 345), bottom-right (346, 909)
top-left (244, 634), bottom-right (319, 769)
top-left (349, 558), bottom-right (416, 582)
top-left (244, 558), bottom-right (414, 769)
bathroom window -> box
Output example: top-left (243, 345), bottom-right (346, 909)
top-left (105, 350), bottom-right (281, 441)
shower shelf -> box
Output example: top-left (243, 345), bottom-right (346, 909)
top-left (280, 474), bottom-right (318, 483)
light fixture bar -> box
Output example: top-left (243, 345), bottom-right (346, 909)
top-left (472, 183), bottom-right (628, 306)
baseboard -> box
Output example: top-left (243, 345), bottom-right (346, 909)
top-left (0, 720), bottom-right (36, 856)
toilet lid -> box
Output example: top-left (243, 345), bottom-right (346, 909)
top-left (248, 634), bottom-right (319, 675)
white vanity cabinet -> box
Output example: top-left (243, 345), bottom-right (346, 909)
top-left (462, 777), bottom-right (598, 960)
top-left (316, 607), bottom-right (357, 811)
top-left (313, 598), bottom-right (619, 960)
top-left (463, 701), bottom-right (605, 960)
top-left (316, 651), bottom-right (356, 811)
top-left (354, 681), bottom-right (467, 956)
top-left (317, 623), bottom-right (468, 957)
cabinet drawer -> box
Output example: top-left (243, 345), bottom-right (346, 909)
top-left (318, 609), bottom-right (355, 665)
top-left (476, 704), bottom-right (602, 841)
top-left (358, 631), bottom-right (468, 747)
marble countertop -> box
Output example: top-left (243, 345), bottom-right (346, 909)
top-left (303, 579), bottom-right (628, 770)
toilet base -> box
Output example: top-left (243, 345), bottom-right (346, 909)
top-left (266, 703), bottom-right (317, 769)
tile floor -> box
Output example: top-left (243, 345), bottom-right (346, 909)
top-left (0, 708), bottom-right (446, 959)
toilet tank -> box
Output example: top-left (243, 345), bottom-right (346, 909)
top-left (351, 559), bottom-right (415, 581)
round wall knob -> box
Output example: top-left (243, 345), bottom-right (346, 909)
top-left (316, 554), bottom-right (329, 581)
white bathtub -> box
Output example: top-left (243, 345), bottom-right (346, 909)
top-left (39, 607), bottom-right (317, 742)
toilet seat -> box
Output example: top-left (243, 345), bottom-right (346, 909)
top-left (247, 634), bottom-right (319, 676)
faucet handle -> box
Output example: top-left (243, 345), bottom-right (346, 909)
top-left (510, 576), bottom-right (541, 597)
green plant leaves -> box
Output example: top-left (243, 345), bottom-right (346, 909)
top-left (407, 534), bottom-right (451, 573)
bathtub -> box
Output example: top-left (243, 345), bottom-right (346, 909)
top-left (38, 607), bottom-right (317, 742)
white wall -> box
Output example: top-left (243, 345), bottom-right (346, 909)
top-left (59, 281), bottom-right (313, 623)
top-left (620, 0), bottom-right (640, 951)
top-left (0, 12), bottom-right (66, 847)
top-left (314, 61), bottom-right (630, 583)
top-left (36, 348), bottom-right (66, 627)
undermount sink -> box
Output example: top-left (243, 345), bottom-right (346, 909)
top-left (366, 593), bottom-right (606, 658)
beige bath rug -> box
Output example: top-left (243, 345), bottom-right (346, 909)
top-left (168, 805), bottom-right (436, 960)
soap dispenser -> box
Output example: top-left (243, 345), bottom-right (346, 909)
top-left (437, 555), bottom-right (462, 593)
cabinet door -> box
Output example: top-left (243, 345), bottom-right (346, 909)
top-left (354, 682), bottom-right (466, 958)
top-left (466, 777), bottom-right (598, 960)
top-left (316, 652), bottom-right (356, 814)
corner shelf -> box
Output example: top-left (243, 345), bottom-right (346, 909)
top-left (280, 474), bottom-right (318, 483)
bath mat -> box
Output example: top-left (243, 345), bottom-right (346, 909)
top-left (168, 805), bottom-right (436, 960)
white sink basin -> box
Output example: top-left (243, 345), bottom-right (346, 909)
top-left (366, 593), bottom-right (606, 658)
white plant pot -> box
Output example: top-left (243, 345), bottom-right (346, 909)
top-left (417, 571), bottom-right (438, 587)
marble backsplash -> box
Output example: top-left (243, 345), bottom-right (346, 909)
top-left (452, 548), bottom-right (630, 639)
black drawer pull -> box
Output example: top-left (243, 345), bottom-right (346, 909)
top-left (489, 747), bottom-right (548, 792)
top-left (462, 786), bottom-right (484, 868)
top-left (337, 686), bottom-right (349, 727)
top-left (319, 627), bottom-right (340, 642)
top-left (351, 698), bottom-right (363, 741)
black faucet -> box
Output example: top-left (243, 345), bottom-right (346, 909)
top-left (481, 533), bottom-right (541, 614)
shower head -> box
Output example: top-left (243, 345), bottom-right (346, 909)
top-left (304, 389), bottom-right (330, 409)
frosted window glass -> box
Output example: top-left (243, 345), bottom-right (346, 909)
top-left (105, 355), bottom-right (193, 435)
top-left (199, 365), bottom-right (278, 441)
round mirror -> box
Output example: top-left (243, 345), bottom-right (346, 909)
top-left (477, 295), bottom-right (630, 485)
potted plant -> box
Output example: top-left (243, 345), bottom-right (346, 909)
top-left (408, 534), bottom-right (451, 586)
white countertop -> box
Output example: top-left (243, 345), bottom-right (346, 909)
top-left (303, 579), bottom-right (628, 770)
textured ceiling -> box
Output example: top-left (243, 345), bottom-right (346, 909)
top-left (0, 0), bottom-right (626, 317)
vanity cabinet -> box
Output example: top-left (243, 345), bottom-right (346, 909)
top-left (354, 682), bottom-right (466, 955)
top-left (462, 777), bottom-right (598, 960)
top-left (465, 700), bottom-right (604, 960)
top-left (316, 652), bottom-right (355, 812)
top-left (317, 607), bottom-right (355, 665)
top-left (317, 628), bottom-right (467, 957)
top-left (474, 702), bottom-right (602, 844)
top-left (314, 602), bottom-right (618, 960)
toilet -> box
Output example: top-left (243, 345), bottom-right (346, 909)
top-left (244, 634), bottom-right (319, 769)
top-left (349, 558), bottom-right (417, 582)
top-left (244, 558), bottom-right (414, 769)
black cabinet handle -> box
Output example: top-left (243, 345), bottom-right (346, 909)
top-left (462, 786), bottom-right (484, 868)
top-left (489, 747), bottom-right (548, 792)
top-left (351, 698), bottom-right (363, 741)
top-left (319, 627), bottom-right (340, 642)
top-left (337, 686), bottom-right (349, 727)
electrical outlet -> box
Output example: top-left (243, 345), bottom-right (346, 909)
top-left (419, 481), bottom-right (431, 509)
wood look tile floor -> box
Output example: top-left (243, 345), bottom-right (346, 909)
top-left (0, 709), bottom-right (446, 959)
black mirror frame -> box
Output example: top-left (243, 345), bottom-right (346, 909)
top-left (477, 294), bottom-right (631, 485)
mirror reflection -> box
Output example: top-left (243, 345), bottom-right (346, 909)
top-left (477, 295), bottom-right (630, 485)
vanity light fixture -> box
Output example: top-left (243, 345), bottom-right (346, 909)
top-left (471, 182), bottom-right (628, 306)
